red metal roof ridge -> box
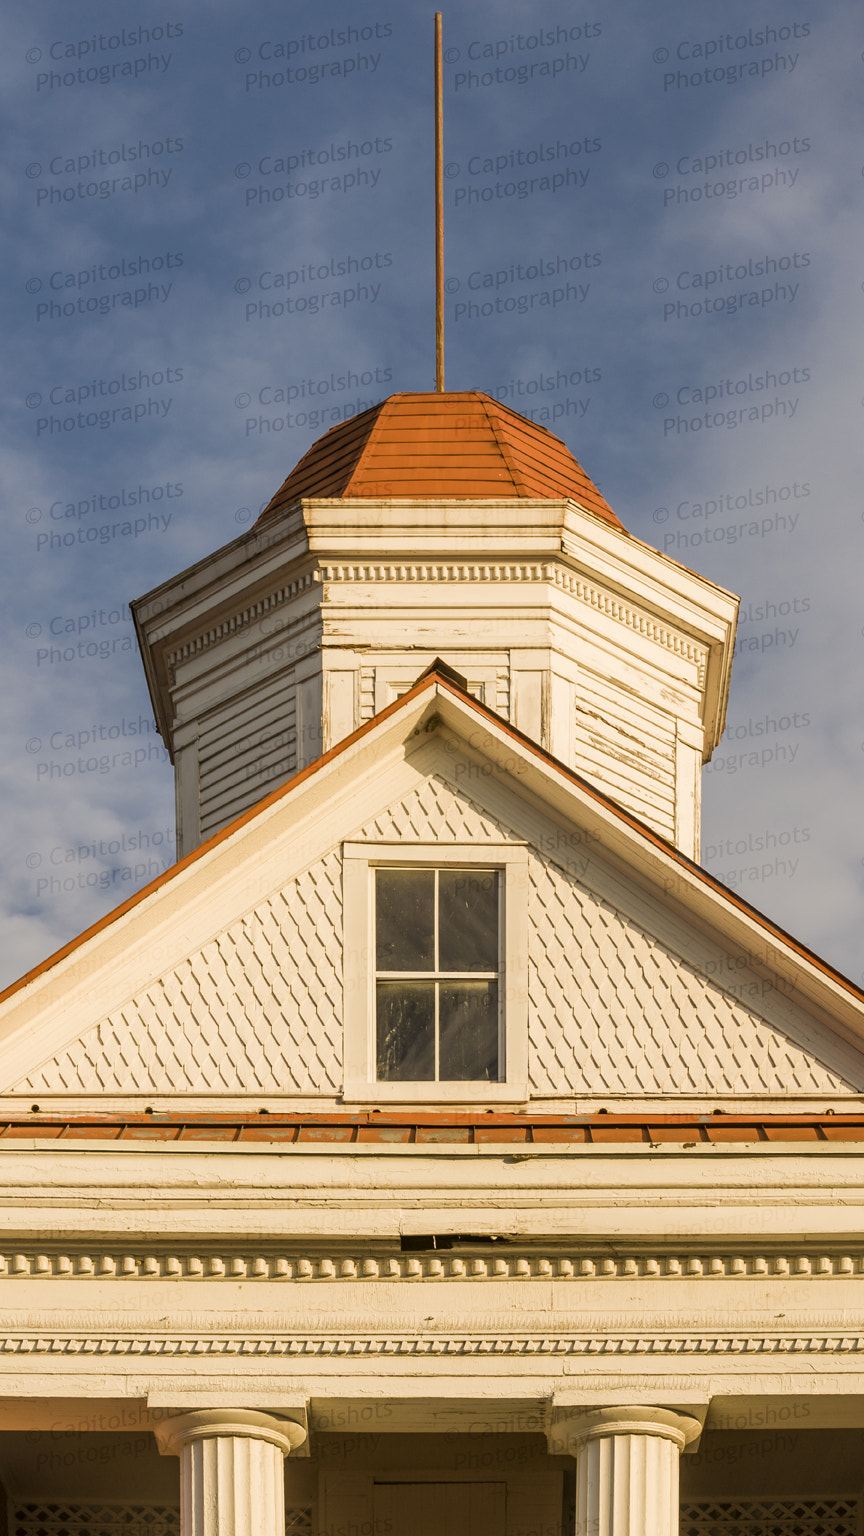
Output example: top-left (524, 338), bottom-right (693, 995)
top-left (478, 393), bottom-right (529, 496)
top-left (340, 393), bottom-right (393, 495)
top-left (484, 393), bottom-right (562, 438)
top-left (257, 401), bottom-right (384, 516)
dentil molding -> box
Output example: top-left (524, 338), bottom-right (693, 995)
top-left (160, 559), bottom-right (709, 687)
top-left (0, 1250), bottom-right (862, 1280)
top-left (166, 570), bottom-right (317, 673)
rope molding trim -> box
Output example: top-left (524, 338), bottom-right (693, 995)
top-left (1, 1332), bottom-right (863, 1358)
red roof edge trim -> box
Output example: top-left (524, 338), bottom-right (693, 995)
top-left (0, 1113), bottom-right (863, 1146)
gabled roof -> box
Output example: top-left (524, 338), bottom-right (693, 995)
top-left (256, 391), bottom-right (624, 529)
top-left (2, 660), bottom-right (864, 1060)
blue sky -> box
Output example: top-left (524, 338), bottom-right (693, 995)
top-left (2, 0), bottom-right (862, 991)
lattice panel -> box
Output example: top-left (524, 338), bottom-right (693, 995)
top-left (11, 1505), bottom-right (181, 1535)
top-left (16, 854), bottom-right (342, 1095)
top-left (528, 857), bottom-right (856, 1095)
top-left (680, 1496), bottom-right (859, 1535)
top-left (10, 1504), bottom-right (313, 1536)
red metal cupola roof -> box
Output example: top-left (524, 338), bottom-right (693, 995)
top-left (256, 390), bottom-right (625, 530)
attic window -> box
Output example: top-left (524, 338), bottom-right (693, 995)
top-left (341, 841), bottom-right (529, 1102)
top-left (375, 868), bottom-right (501, 1082)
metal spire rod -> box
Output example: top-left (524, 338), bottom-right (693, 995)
top-left (434, 12), bottom-right (444, 392)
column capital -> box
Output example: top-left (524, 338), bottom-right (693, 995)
top-left (548, 1404), bottom-right (702, 1457)
top-left (154, 1408), bottom-right (307, 1459)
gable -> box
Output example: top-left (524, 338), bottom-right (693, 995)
top-left (5, 734), bottom-right (863, 1106)
top-left (15, 852), bottom-right (343, 1096)
top-left (10, 771), bottom-right (510, 1098)
top-left (528, 861), bottom-right (856, 1096)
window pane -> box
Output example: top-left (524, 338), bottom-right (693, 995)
top-left (376, 981), bottom-right (435, 1080)
top-left (375, 868), bottom-right (434, 971)
top-left (438, 869), bottom-right (499, 973)
top-left (438, 981), bottom-right (499, 1081)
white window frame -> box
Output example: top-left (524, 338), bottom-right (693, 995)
top-left (342, 842), bottom-right (529, 1103)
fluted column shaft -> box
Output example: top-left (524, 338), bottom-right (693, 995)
top-left (155, 1409), bottom-right (306, 1536)
top-left (576, 1425), bottom-right (678, 1536)
top-left (550, 1406), bottom-right (701, 1536)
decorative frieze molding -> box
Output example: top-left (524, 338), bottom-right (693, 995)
top-left (2, 1250), bottom-right (864, 1281)
top-left (313, 562), bottom-right (709, 685)
top-left (550, 567), bottom-right (709, 683)
top-left (315, 562), bottom-right (555, 585)
top-left (1, 1331), bottom-right (864, 1358)
top-left (166, 570), bottom-right (317, 673)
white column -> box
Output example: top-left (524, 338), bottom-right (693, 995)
top-left (550, 1406), bottom-right (701, 1536)
top-left (155, 1409), bottom-right (306, 1536)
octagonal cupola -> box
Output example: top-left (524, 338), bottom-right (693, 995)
top-left (133, 391), bottom-right (737, 861)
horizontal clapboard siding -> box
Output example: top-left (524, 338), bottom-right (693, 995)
top-left (198, 674), bottom-right (297, 839)
top-left (573, 678), bottom-right (676, 840)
